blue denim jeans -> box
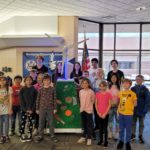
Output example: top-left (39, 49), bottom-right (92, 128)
top-left (119, 114), bottom-right (133, 143)
top-left (0, 114), bottom-right (9, 137)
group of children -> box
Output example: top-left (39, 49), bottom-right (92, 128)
top-left (0, 60), bottom-right (149, 150)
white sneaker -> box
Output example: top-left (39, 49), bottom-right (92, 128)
top-left (108, 131), bottom-right (113, 139)
top-left (87, 139), bottom-right (92, 146)
top-left (77, 137), bottom-right (86, 143)
top-left (33, 129), bottom-right (38, 136)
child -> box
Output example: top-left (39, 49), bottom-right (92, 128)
top-left (35, 74), bottom-right (58, 143)
top-left (77, 78), bottom-right (95, 146)
top-left (83, 71), bottom-right (90, 79)
top-left (10, 75), bottom-right (23, 136)
top-left (131, 75), bottom-right (149, 143)
top-left (0, 76), bottom-right (12, 144)
top-left (117, 79), bottom-right (137, 150)
top-left (19, 76), bottom-right (37, 142)
top-left (95, 80), bottom-right (112, 148)
top-left (108, 84), bottom-right (119, 140)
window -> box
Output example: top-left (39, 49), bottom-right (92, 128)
top-left (142, 25), bottom-right (150, 50)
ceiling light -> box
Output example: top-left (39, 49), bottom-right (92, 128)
top-left (136, 6), bottom-right (146, 11)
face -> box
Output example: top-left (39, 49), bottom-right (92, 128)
top-left (0, 78), bottom-right (7, 87)
top-left (30, 71), bottom-right (37, 79)
top-left (111, 61), bottom-right (118, 69)
top-left (81, 80), bottom-right (89, 89)
top-left (92, 61), bottom-right (98, 68)
top-left (36, 58), bottom-right (43, 66)
top-left (14, 78), bottom-right (22, 85)
top-left (37, 74), bottom-right (43, 84)
top-left (43, 78), bottom-right (51, 86)
top-left (99, 84), bottom-right (107, 91)
top-left (96, 69), bottom-right (103, 78)
top-left (25, 77), bottom-right (33, 86)
top-left (75, 63), bottom-right (80, 70)
top-left (136, 77), bottom-right (143, 85)
top-left (83, 72), bottom-right (89, 78)
top-left (111, 75), bottom-right (117, 83)
top-left (57, 63), bottom-right (62, 70)
top-left (122, 82), bottom-right (131, 90)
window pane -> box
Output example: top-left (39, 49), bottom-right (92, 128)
top-left (115, 51), bottom-right (139, 79)
top-left (78, 20), bottom-right (99, 49)
top-left (103, 25), bottom-right (114, 50)
top-left (103, 51), bottom-right (114, 78)
top-left (141, 51), bottom-right (150, 80)
top-left (116, 24), bottom-right (140, 50)
top-left (142, 25), bottom-right (150, 50)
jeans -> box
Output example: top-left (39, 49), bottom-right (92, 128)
top-left (0, 114), bottom-right (9, 137)
top-left (119, 114), bottom-right (133, 143)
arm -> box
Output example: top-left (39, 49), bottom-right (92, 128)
top-left (143, 88), bottom-right (150, 115)
top-left (19, 88), bottom-right (26, 111)
top-left (9, 89), bottom-right (13, 115)
top-left (102, 99), bottom-right (111, 118)
top-left (95, 97), bottom-right (101, 117)
top-left (53, 87), bottom-right (57, 112)
top-left (36, 89), bottom-right (41, 112)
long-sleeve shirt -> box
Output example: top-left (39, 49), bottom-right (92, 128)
top-left (79, 88), bottom-right (95, 114)
top-left (36, 86), bottom-right (56, 111)
top-left (19, 86), bottom-right (37, 112)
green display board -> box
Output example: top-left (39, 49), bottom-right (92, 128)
top-left (54, 80), bottom-right (82, 133)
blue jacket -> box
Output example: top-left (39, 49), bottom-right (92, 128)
top-left (131, 84), bottom-right (150, 116)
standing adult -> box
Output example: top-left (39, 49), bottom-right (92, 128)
top-left (107, 59), bottom-right (124, 86)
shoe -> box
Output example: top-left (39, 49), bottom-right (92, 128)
top-left (117, 140), bottom-right (124, 149)
top-left (34, 136), bottom-right (43, 143)
top-left (9, 131), bottom-right (15, 136)
top-left (108, 131), bottom-right (113, 139)
top-left (77, 137), bottom-right (86, 143)
top-left (4, 136), bottom-right (10, 143)
top-left (20, 134), bottom-right (26, 143)
top-left (0, 137), bottom-right (4, 144)
top-left (130, 134), bottom-right (136, 141)
top-left (126, 142), bottom-right (131, 150)
top-left (103, 141), bottom-right (108, 148)
top-left (97, 140), bottom-right (103, 145)
top-left (26, 134), bottom-right (32, 142)
top-left (139, 135), bottom-right (145, 144)
top-left (50, 135), bottom-right (58, 143)
top-left (33, 129), bottom-right (38, 136)
top-left (86, 139), bottom-right (92, 146)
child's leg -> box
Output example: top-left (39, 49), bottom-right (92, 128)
top-left (139, 116), bottom-right (144, 136)
top-left (98, 117), bottom-right (104, 142)
top-left (119, 114), bottom-right (125, 142)
top-left (0, 115), bottom-right (3, 137)
top-left (108, 109), bottom-right (113, 138)
top-left (3, 114), bottom-right (9, 137)
top-left (11, 106), bottom-right (17, 133)
top-left (125, 115), bottom-right (133, 143)
top-left (132, 114), bottom-right (137, 136)
top-left (103, 115), bottom-right (109, 143)
top-left (27, 113), bottom-right (34, 137)
top-left (20, 111), bottom-right (27, 135)
top-left (86, 113), bottom-right (93, 139)
top-left (47, 110), bottom-right (54, 136)
top-left (17, 106), bottom-right (21, 134)
top-left (81, 111), bottom-right (87, 138)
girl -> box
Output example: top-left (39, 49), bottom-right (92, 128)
top-left (77, 78), bottom-right (95, 146)
top-left (19, 76), bottom-right (37, 142)
top-left (70, 62), bottom-right (82, 84)
top-left (0, 76), bottom-right (12, 144)
top-left (95, 80), bottom-right (112, 148)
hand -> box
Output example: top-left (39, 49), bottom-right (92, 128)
top-left (9, 109), bottom-right (13, 115)
top-left (54, 110), bottom-right (57, 114)
top-left (36, 110), bottom-right (39, 114)
top-left (101, 114), bottom-right (106, 119)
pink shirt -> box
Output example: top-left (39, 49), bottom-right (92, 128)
top-left (79, 89), bottom-right (95, 114)
top-left (109, 86), bottom-right (119, 105)
top-left (34, 83), bottom-right (42, 91)
top-left (96, 91), bottom-right (112, 115)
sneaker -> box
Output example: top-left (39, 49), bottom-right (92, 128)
top-left (130, 134), bottom-right (136, 141)
top-left (34, 136), bottom-right (43, 143)
top-left (50, 135), bottom-right (58, 143)
top-left (117, 140), bottom-right (124, 149)
top-left (86, 139), bottom-right (92, 146)
top-left (9, 131), bottom-right (15, 136)
top-left (77, 137), bottom-right (86, 143)
top-left (0, 137), bottom-right (4, 144)
top-left (20, 134), bottom-right (27, 143)
top-left (139, 135), bottom-right (145, 144)
top-left (108, 131), bottom-right (113, 139)
top-left (103, 141), bottom-right (108, 148)
top-left (126, 142), bottom-right (131, 150)
top-left (33, 129), bottom-right (38, 136)
top-left (97, 140), bottom-right (103, 145)
top-left (26, 134), bottom-right (32, 142)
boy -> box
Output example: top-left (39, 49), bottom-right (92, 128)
top-left (10, 75), bottom-right (22, 136)
top-left (35, 74), bottom-right (58, 143)
top-left (117, 79), bottom-right (137, 150)
top-left (131, 75), bottom-right (149, 143)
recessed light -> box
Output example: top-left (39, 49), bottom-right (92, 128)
top-left (136, 6), bottom-right (146, 11)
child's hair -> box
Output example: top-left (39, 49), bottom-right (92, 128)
top-left (43, 74), bottom-right (51, 81)
top-left (110, 59), bottom-right (118, 65)
top-left (136, 74), bottom-right (144, 80)
top-left (0, 76), bottom-right (9, 92)
top-left (14, 75), bottom-right (23, 81)
top-left (83, 70), bottom-right (89, 74)
top-left (24, 75), bottom-right (33, 83)
top-left (99, 80), bottom-right (108, 87)
top-left (35, 55), bottom-right (44, 61)
top-left (91, 58), bottom-right (98, 64)
top-left (109, 73), bottom-right (120, 89)
top-left (81, 78), bottom-right (92, 89)
top-left (122, 78), bottom-right (132, 86)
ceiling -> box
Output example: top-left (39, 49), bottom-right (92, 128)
top-left (0, 0), bottom-right (150, 23)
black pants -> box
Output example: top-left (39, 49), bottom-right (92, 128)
top-left (20, 111), bottom-right (34, 136)
top-left (98, 115), bottom-right (109, 142)
top-left (81, 111), bottom-right (93, 139)
top-left (11, 105), bottom-right (21, 133)
top-left (34, 113), bottom-right (39, 129)
top-left (93, 105), bottom-right (99, 129)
